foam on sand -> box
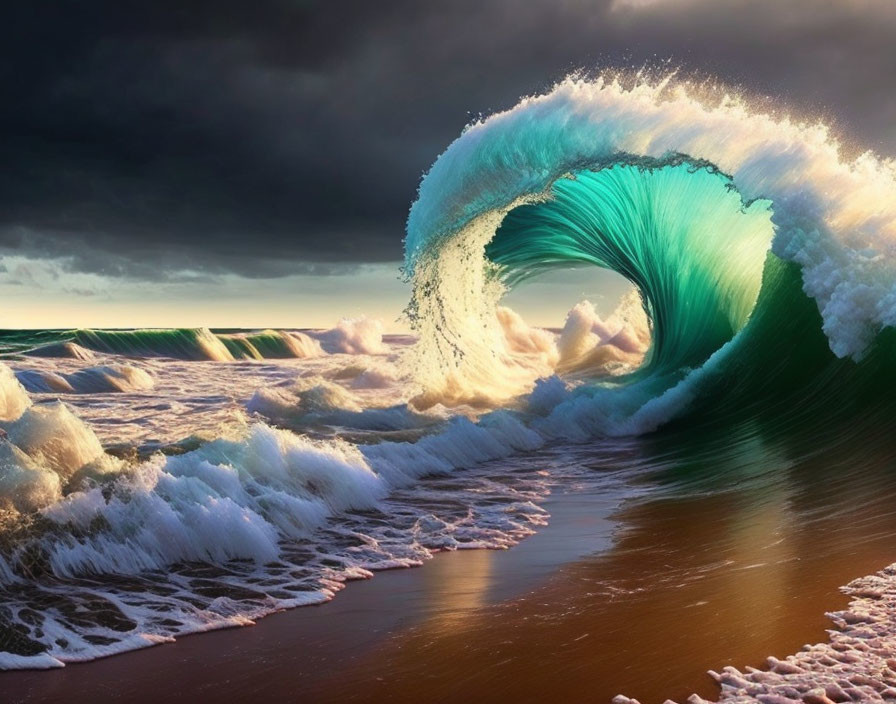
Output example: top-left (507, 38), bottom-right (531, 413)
top-left (614, 563), bottom-right (896, 703)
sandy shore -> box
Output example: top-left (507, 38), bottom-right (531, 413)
top-left (2, 487), bottom-right (619, 704)
top-left (616, 562), bottom-right (896, 703)
top-left (5, 466), bottom-right (896, 704)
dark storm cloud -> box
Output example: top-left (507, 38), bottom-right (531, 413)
top-left (3, 0), bottom-right (895, 278)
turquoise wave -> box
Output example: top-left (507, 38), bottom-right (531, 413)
top-left (0, 328), bottom-right (324, 362)
top-left (404, 75), bottom-right (896, 433)
top-left (488, 163), bottom-right (772, 380)
top-left (72, 328), bottom-right (235, 361)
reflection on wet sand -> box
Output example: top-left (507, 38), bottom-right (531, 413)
top-left (417, 549), bottom-right (495, 629)
top-left (302, 418), bottom-right (896, 703)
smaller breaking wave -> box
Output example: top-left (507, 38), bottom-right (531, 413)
top-left (218, 330), bottom-right (323, 360)
top-left (73, 328), bottom-right (235, 361)
top-left (23, 342), bottom-right (96, 361)
top-left (16, 365), bottom-right (154, 395)
top-left (42, 320), bottom-right (388, 362)
top-left (0, 397), bottom-right (115, 514)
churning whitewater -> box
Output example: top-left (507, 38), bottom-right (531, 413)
top-left (2, 74), bottom-right (896, 682)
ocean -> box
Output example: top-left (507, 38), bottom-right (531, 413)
top-left (3, 73), bottom-right (896, 702)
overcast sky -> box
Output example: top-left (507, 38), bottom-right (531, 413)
top-left (3, 0), bottom-right (894, 328)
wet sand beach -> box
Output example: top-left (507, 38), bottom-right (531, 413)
top-left (6, 420), bottom-right (896, 704)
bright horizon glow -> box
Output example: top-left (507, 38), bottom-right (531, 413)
top-left (0, 256), bottom-right (631, 331)
top-left (0, 259), bottom-right (410, 331)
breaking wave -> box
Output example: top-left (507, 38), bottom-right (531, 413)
top-left (13, 319), bottom-right (386, 362)
top-left (404, 73), bottom-right (896, 434)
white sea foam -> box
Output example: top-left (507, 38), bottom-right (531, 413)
top-left (5, 402), bottom-right (108, 481)
top-left (0, 440), bottom-right (61, 513)
top-left (0, 363), bottom-right (31, 422)
top-left (613, 563), bottom-right (896, 703)
top-left (349, 362), bottom-right (400, 389)
top-left (555, 293), bottom-right (650, 375)
top-left (314, 317), bottom-right (388, 355)
top-left (247, 377), bottom-right (430, 432)
top-left (0, 397), bottom-right (571, 668)
top-left (38, 424), bottom-right (384, 577)
top-left (0, 331), bottom-right (569, 673)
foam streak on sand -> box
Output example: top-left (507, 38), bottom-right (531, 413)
top-left (614, 564), bottom-right (896, 703)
